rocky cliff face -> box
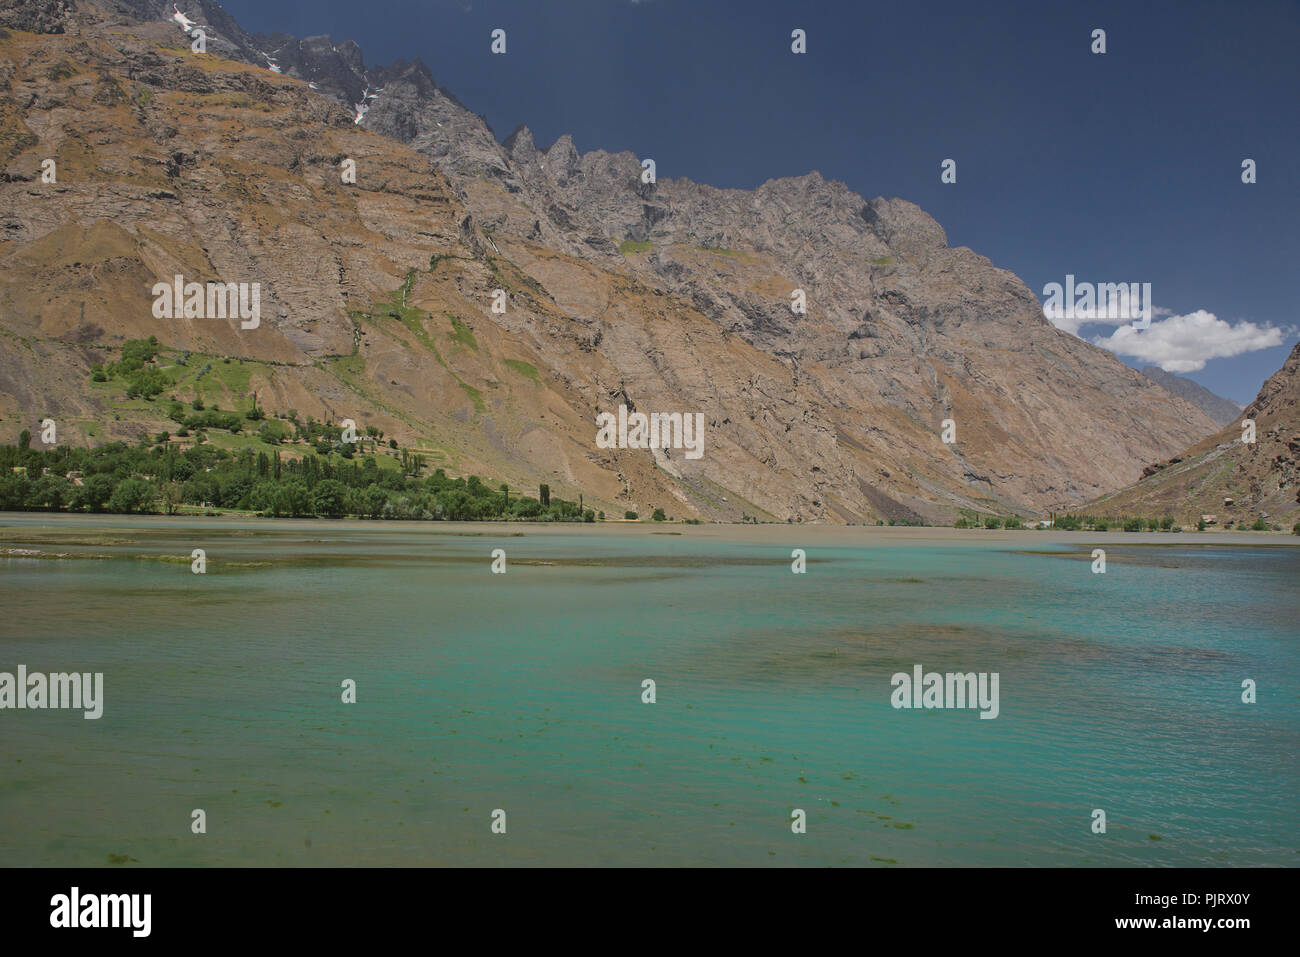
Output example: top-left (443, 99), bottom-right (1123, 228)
top-left (1090, 343), bottom-right (1300, 525)
top-left (0, 0), bottom-right (1223, 522)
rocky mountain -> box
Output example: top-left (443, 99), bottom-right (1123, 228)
top-left (1090, 343), bottom-right (1300, 526)
top-left (1141, 366), bottom-right (1241, 427)
top-left (0, 0), bottom-right (1224, 523)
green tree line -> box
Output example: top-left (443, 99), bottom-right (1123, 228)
top-left (0, 440), bottom-right (595, 522)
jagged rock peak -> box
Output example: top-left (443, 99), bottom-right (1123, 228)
top-left (862, 196), bottom-right (949, 251)
top-left (545, 134), bottom-right (580, 175)
top-left (502, 125), bottom-right (536, 159)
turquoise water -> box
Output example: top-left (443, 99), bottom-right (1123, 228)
top-left (1, 516), bottom-right (1296, 866)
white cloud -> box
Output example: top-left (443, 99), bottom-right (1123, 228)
top-left (1041, 281), bottom-right (1152, 335)
top-left (1091, 309), bottom-right (1286, 372)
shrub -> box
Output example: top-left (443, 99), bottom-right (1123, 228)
top-left (258, 421), bottom-right (291, 445)
top-left (624, 510), bottom-right (638, 520)
top-left (125, 367), bottom-right (171, 399)
top-left (182, 411), bottom-right (242, 433)
top-left (651, 508), bottom-right (666, 522)
top-left (107, 337), bottom-right (160, 376)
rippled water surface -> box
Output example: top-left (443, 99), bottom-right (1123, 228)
top-left (1, 516), bottom-right (1296, 866)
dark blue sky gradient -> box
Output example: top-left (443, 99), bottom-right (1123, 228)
top-left (221, 0), bottom-right (1300, 404)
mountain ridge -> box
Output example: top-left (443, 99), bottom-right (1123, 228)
top-left (0, 0), bottom-right (1226, 524)
top-left (1140, 365), bottom-right (1242, 427)
top-left (1089, 343), bottom-right (1300, 526)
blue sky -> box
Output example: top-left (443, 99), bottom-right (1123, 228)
top-left (221, 0), bottom-right (1299, 405)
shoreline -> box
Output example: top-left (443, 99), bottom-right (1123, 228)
top-left (1, 510), bottom-right (1296, 548)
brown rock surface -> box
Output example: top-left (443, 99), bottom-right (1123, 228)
top-left (0, 2), bottom-right (1222, 523)
top-left (1088, 342), bottom-right (1300, 527)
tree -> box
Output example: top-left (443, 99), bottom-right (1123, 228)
top-left (220, 475), bottom-right (253, 508)
top-left (360, 486), bottom-right (388, 520)
top-left (159, 480), bottom-right (183, 515)
top-left (280, 480), bottom-right (312, 517)
top-left (18, 429), bottom-right (31, 450)
top-left (249, 481), bottom-right (278, 516)
top-left (106, 478), bottom-right (156, 514)
top-left (539, 483), bottom-right (550, 507)
top-left (651, 508), bottom-right (666, 522)
top-left (258, 421), bottom-right (291, 445)
top-left (311, 479), bottom-right (349, 518)
top-left (182, 474), bottom-right (220, 507)
top-left (25, 474), bottom-right (66, 510)
top-left (0, 473), bottom-right (28, 509)
top-left (513, 498), bottom-right (543, 519)
top-left (73, 474), bottom-right (115, 512)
